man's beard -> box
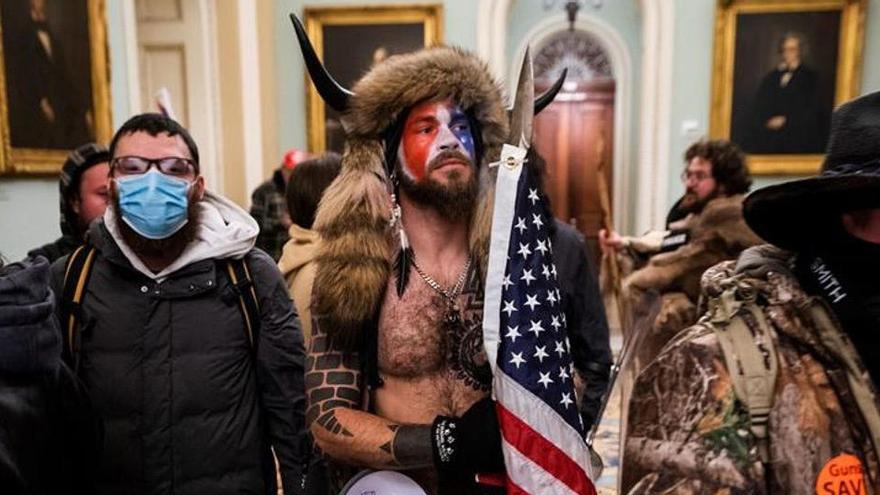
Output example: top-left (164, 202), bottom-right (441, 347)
top-left (678, 188), bottom-right (718, 215)
top-left (397, 150), bottom-right (478, 223)
top-left (110, 187), bottom-right (200, 257)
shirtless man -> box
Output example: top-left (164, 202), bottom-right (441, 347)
top-left (290, 17), bottom-right (510, 493)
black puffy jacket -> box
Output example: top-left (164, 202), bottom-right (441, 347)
top-left (0, 256), bottom-right (98, 494)
top-left (49, 222), bottom-right (308, 495)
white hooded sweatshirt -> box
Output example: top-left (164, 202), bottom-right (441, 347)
top-left (103, 190), bottom-right (259, 281)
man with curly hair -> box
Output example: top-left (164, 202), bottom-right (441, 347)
top-left (599, 139), bottom-right (762, 369)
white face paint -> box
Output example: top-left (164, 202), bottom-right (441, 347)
top-left (396, 100), bottom-right (475, 181)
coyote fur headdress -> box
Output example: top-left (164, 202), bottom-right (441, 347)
top-left (290, 14), bottom-right (563, 349)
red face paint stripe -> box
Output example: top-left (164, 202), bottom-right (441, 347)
top-left (401, 102), bottom-right (443, 180)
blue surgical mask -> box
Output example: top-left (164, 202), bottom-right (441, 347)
top-left (115, 169), bottom-right (191, 239)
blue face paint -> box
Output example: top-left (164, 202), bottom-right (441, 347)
top-left (115, 169), bottom-right (191, 239)
top-left (449, 107), bottom-right (476, 159)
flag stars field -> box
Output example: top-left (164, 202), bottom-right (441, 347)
top-left (538, 371), bottom-right (554, 388)
top-left (502, 300), bottom-right (518, 316)
top-left (517, 242), bottom-right (532, 260)
top-left (528, 188), bottom-right (540, 204)
top-left (528, 319), bottom-right (545, 337)
top-left (510, 351), bottom-right (526, 369)
top-left (524, 293), bottom-right (541, 310)
top-left (531, 213), bottom-right (544, 229)
top-left (534, 345), bottom-right (549, 363)
top-left (560, 392), bottom-right (574, 409)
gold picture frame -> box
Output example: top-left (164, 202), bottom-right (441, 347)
top-left (303, 4), bottom-right (443, 153)
top-left (0, 0), bottom-right (112, 175)
top-left (710, 0), bottom-right (865, 175)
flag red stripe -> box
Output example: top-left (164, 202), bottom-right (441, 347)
top-left (506, 477), bottom-right (530, 495)
top-left (498, 404), bottom-right (596, 495)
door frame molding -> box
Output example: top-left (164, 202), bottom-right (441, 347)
top-left (510, 14), bottom-right (633, 233)
top-left (129, 0), bottom-right (225, 193)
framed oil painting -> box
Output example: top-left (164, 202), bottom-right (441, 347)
top-left (0, 0), bottom-right (111, 175)
top-left (710, 0), bottom-right (866, 174)
top-left (303, 4), bottom-right (443, 153)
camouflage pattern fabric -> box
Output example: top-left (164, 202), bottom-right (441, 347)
top-left (622, 245), bottom-right (880, 495)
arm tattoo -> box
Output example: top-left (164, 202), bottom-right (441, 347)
top-left (316, 410), bottom-right (353, 437)
top-left (306, 320), bottom-right (434, 470)
top-left (305, 331), bottom-right (361, 430)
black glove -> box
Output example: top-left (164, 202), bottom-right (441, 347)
top-left (430, 397), bottom-right (505, 477)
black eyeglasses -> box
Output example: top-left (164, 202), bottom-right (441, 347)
top-left (111, 156), bottom-right (197, 177)
top-left (680, 170), bottom-right (712, 183)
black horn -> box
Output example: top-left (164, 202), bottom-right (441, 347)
top-left (289, 13), bottom-right (353, 112)
top-left (534, 68), bottom-right (567, 115)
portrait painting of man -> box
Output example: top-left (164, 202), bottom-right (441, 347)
top-left (711, 0), bottom-right (864, 174)
top-left (730, 11), bottom-right (840, 155)
top-left (1, 0), bottom-right (94, 150)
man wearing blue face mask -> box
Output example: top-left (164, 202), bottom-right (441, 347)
top-left (47, 113), bottom-right (309, 494)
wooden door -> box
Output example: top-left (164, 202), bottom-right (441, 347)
top-left (534, 78), bottom-right (615, 266)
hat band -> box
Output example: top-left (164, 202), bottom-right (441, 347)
top-left (824, 158), bottom-right (880, 177)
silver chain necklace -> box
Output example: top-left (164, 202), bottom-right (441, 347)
top-left (411, 255), bottom-right (472, 324)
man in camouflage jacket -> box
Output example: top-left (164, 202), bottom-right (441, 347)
top-left (623, 90), bottom-right (880, 494)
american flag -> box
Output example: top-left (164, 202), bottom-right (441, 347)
top-left (483, 144), bottom-right (596, 495)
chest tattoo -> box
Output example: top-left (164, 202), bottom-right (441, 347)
top-left (443, 266), bottom-right (492, 392)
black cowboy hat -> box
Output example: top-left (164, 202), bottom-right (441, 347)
top-left (743, 90), bottom-right (880, 250)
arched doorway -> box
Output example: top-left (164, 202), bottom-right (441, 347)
top-left (532, 30), bottom-right (616, 266)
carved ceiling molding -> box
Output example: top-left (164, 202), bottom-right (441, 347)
top-left (534, 30), bottom-right (613, 83)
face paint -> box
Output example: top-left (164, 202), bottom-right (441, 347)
top-left (398, 100), bottom-right (476, 181)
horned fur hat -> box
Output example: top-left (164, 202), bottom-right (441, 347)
top-left (290, 14), bottom-right (561, 349)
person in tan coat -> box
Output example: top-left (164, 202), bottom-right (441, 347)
top-left (277, 152), bottom-right (341, 345)
top-left (600, 139), bottom-right (763, 371)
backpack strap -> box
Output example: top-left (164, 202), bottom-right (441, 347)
top-left (60, 245), bottom-right (98, 368)
top-left (707, 287), bottom-right (779, 463)
top-left (808, 300), bottom-right (880, 465)
top-left (225, 258), bottom-right (261, 351)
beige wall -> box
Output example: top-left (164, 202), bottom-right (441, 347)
top-left (215, 3), bottom-right (247, 206)
top-left (259, 0), bottom-right (280, 179)
top-left (214, 0), bottom-right (279, 207)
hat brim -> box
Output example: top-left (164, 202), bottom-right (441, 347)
top-left (743, 174), bottom-right (880, 250)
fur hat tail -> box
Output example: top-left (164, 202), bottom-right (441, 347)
top-left (312, 139), bottom-right (392, 350)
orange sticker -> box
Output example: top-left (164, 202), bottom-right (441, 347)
top-left (815, 454), bottom-right (867, 495)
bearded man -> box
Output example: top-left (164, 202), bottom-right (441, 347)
top-left (289, 15), bottom-right (570, 493)
top-left (47, 113), bottom-right (309, 494)
top-left (599, 139), bottom-right (762, 369)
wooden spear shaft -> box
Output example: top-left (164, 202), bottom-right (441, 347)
top-left (594, 124), bottom-right (628, 332)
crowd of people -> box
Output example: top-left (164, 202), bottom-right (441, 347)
top-left (2, 24), bottom-right (880, 495)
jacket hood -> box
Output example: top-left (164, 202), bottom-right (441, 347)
top-left (277, 224), bottom-right (321, 279)
top-left (0, 257), bottom-right (61, 374)
top-left (102, 190), bottom-right (258, 280)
